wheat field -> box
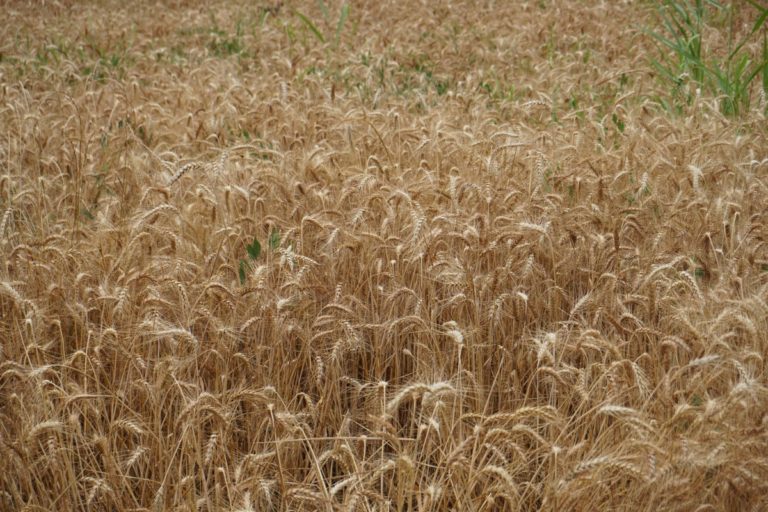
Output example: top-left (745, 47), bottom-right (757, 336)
top-left (1, 0), bottom-right (767, 510)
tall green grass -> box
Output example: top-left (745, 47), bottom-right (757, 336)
top-left (647, 0), bottom-right (768, 116)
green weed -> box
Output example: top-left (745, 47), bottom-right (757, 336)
top-left (239, 237), bottom-right (261, 285)
top-left (238, 231), bottom-right (279, 284)
top-left (295, 2), bottom-right (350, 49)
top-left (646, 0), bottom-right (768, 116)
top-left (208, 23), bottom-right (245, 57)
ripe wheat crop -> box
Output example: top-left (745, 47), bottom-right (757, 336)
top-left (1, 1), bottom-right (767, 511)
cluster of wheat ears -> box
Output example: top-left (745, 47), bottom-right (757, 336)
top-left (1, 0), bottom-right (767, 511)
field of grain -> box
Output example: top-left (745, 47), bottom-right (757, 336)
top-left (1, 1), bottom-right (767, 510)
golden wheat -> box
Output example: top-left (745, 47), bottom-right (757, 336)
top-left (1, 0), bottom-right (767, 510)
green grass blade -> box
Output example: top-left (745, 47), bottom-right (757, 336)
top-left (295, 10), bottom-right (325, 43)
top-left (247, 238), bottom-right (261, 260)
top-left (744, 0), bottom-right (768, 16)
top-left (726, 6), bottom-right (768, 62)
top-left (742, 58), bottom-right (764, 90)
top-left (238, 259), bottom-right (248, 285)
top-left (650, 57), bottom-right (681, 83)
top-left (763, 30), bottom-right (768, 95)
top-left (269, 229), bottom-right (280, 250)
top-left (317, 0), bottom-right (330, 21)
top-left (645, 29), bottom-right (687, 55)
top-left (335, 3), bottom-right (349, 47)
